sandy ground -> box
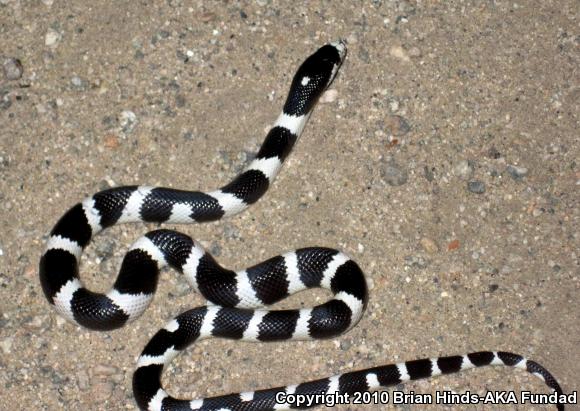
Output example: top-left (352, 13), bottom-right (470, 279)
top-left (1, 1), bottom-right (578, 410)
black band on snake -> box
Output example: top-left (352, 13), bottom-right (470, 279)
top-left (39, 41), bottom-right (565, 411)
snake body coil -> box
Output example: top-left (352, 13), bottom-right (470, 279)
top-left (39, 42), bottom-right (565, 411)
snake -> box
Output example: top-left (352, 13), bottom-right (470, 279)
top-left (39, 41), bottom-right (565, 411)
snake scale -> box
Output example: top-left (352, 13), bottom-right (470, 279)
top-left (39, 41), bottom-right (565, 410)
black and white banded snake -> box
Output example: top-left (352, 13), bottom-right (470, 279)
top-left (39, 41), bottom-right (565, 410)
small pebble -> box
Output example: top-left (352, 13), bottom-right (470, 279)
top-left (119, 110), bottom-right (137, 134)
top-left (175, 94), bottom-right (187, 108)
top-left (25, 316), bottom-right (44, 329)
top-left (209, 242), bottom-right (222, 257)
top-left (453, 160), bottom-right (473, 178)
top-left (200, 12), bottom-right (217, 22)
top-left (103, 134), bottom-right (120, 148)
top-left (506, 164), bottom-right (528, 180)
top-left (487, 146), bottom-right (501, 159)
top-left (467, 180), bottom-right (485, 194)
top-left (45, 28), bottom-right (61, 46)
top-left (319, 89), bottom-right (338, 103)
top-left (96, 238), bottom-right (116, 258)
top-left (420, 238), bottom-right (439, 254)
top-left (384, 115), bottom-right (410, 136)
top-left (447, 240), bottom-right (460, 251)
top-left (0, 337), bottom-right (13, 354)
top-left (404, 255), bottom-right (428, 269)
top-left (380, 160), bottom-right (408, 186)
top-left (0, 91), bottom-right (11, 110)
top-left (170, 278), bottom-right (190, 297)
top-left (346, 33), bottom-right (358, 44)
top-left (151, 30), bottom-right (171, 45)
top-left (423, 166), bottom-right (435, 182)
top-left (358, 344), bottom-right (371, 355)
top-left (3, 58), bottom-right (23, 80)
top-left (224, 224), bottom-right (240, 239)
top-left (389, 45), bottom-right (410, 62)
top-left (71, 76), bottom-right (86, 89)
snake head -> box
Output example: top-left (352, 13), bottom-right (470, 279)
top-left (283, 40), bottom-right (347, 116)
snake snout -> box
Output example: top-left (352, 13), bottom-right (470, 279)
top-left (331, 39), bottom-right (347, 62)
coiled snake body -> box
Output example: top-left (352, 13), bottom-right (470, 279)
top-left (39, 41), bottom-right (565, 410)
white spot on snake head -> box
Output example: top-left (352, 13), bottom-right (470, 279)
top-left (301, 76), bottom-right (310, 86)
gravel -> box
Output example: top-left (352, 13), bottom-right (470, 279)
top-left (420, 237), bottom-right (439, 254)
top-left (380, 159), bottom-right (409, 186)
top-left (383, 114), bottom-right (411, 137)
top-left (423, 165), bottom-right (435, 182)
top-left (44, 28), bottom-right (61, 46)
top-left (71, 76), bottom-right (87, 90)
top-left (453, 160), bottom-right (473, 178)
top-left (3, 58), bottom-right (23, 80)
top-left (119, 110), bottom-right (137, 135)
top-left (506, 164), bottom-right (529, 180)
top-left (467, 180), bottom-right (486, 194)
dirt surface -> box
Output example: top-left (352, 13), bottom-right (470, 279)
top-left (1, 1), bottom-right (578, 410)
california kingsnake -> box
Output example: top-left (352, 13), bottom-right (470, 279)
top-left (39, 41), bottom-right (565, 410)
